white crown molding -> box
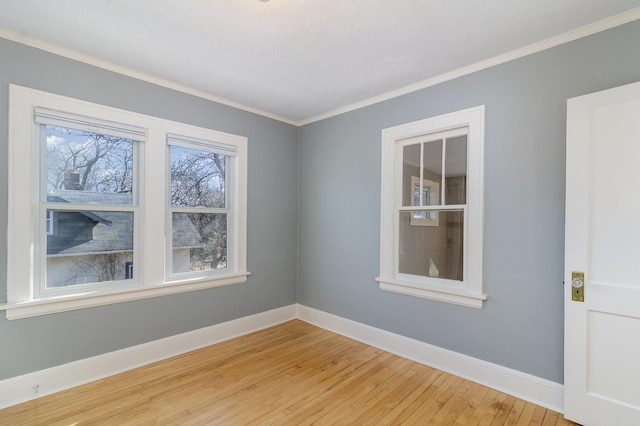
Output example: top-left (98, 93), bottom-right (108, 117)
top-left (2, 9), bottom-right (639, 128)
top-left (299, 8), bottom-right (640, 126)
top-left (297, 305), bottom-right (565, 413)
top-left (0, 28), bottom-right (297, 127)
top-left (0, 305), bottom-right (297, 410)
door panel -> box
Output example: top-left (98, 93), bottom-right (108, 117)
top-left (588, 311), bottom-right (640, 407)
top-left (590, 100), bottom-right (640, 285)
top-left (565, 81), bottom-right (640, 425)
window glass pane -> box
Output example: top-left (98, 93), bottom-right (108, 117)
top-left (445, 135), bottom-right (467, 205)
top-left (46, 125), bottom-right (134, 205)
top-left (46, 210), bottom-right (134, 287)
top-left (172, 213), bottom-right (227, 273)
top-left (398, 210), bottom-right (464, 281)
top-left (422, 140), bottom-right (443, 206)
top-left (402, 144), bottom-right (421, 206)
top-left (170, 146), bottom-right (226, 208)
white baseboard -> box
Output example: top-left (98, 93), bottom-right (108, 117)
top-left (1, 303), bottom-right (563, 413)
top-left (296, 304), bottom-right (564, 413)
top-left (0, 304), bottom-right (297, 409)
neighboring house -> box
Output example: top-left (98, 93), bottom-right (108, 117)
top-left (46, 190), bottom-right (202, 286)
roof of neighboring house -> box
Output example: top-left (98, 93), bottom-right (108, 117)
top-left (47, 195), bottom-right (113, 226)
top-left (49, 190), bottom-right (135, 206)
top-left (47, 190), bottom-right (203, 256)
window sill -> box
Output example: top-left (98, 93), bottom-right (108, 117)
top-left (1, 272), bottom-right (250, 320)
top-left (376, 277), bottom-right (486, 309)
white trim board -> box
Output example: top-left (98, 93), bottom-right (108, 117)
top-left (297, 305), bottom-right (564, 413)
top-left (0, 305), bottom-right (297, 410)
top-left (0, 303), bottom-right (563, 412)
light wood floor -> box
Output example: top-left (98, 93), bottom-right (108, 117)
top-left (0, 320), bottom-right (577, 425)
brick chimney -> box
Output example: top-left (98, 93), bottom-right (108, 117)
top-left (64, 169), bottom-right (81, 190)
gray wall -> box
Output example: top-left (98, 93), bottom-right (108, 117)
top-left (2, 20), bottom-right (640, 386)
top-left (0, 38), bottom-right (299, 380)
top-left (298, 20), bottom-right (640, 383)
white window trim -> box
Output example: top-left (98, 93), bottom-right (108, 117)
top-left (3, 85), bottom-right (249, 320)
top-left (376, 106), bottom-right (486, 309)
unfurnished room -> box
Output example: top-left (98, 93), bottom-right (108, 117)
top-left (1, 1), bottom-right (640, 424)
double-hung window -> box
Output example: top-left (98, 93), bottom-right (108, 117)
top-left (36, 107), bottom-right (143, 296)
top-left (167, 134), bottom-right (237, 279)
top-left (377, 106), bottom-right (486, 308)
top-left (5, 85), bottom-right (248, 319)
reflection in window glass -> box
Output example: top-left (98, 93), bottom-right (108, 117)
top-left (402, 144), bottom-right (421, 206)
top-left (400, 136), bottom-right (467, 281)
top-left (398, 210), bottom-right (464, 281)
top-left (410, 176), bottom-right (439, 225)
top-left (423, 139), bottom-right (443, 188)
top-left (445, 135), bottom-right (467, 205)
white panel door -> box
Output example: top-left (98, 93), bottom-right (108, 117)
top-left (565, 81), bottom-right (640, 425)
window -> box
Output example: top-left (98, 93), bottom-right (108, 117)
top-left (38, 109), bottom-right (141, 295)
top-left (167, 134), bottom-right (236, 278)
top-left (377, 106), bottom-right (485, 308)
top-left (6, 85), bottom-right (248, 319)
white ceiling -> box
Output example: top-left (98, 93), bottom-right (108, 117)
top-left (1, 1), bottom-right (640, 124)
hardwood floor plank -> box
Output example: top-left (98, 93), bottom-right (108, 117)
top-left (489, 394), bottom-right (517, 425)
top-left (402, 374), bottom-right (468, 423)
top-left (529, 404), bottom-right (550, 425)
top-left (0, 320), bottom-right (571, 425)
top-left (514, 402), bottom-right (533, 425)
top-left (503, 398), bottom-right (527, 425)
top-left (452, 382), bottom-right (491, 425)
top-left (542, 410), bottom-right (561, 426)
top-left (346, 362), bottom-right (430, 424)
top-left (425, 376), bottom-right (475, 424)
top-left (375, 366), bottom-right (445, 424)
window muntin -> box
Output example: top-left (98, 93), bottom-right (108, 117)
top-left (378, 106), bottom-right (485, 308)
top-left (6, 85), bottom-right (249, 320)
